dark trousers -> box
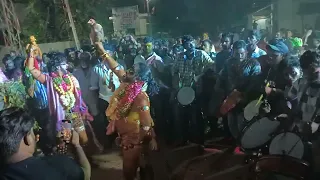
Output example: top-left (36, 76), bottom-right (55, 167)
top-left (173, 98), bottom-right (204, 145)
top-left (91, 98), bottom-right (114, 149)
top-left (149, 89), bottom-right (171, 142)
top-left (207, 89), bottom-right (232, 139)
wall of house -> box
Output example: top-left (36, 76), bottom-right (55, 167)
top-left (276, 0), bottom-right (320, 34)
top-left (276, 0), bottom-right (295, 31)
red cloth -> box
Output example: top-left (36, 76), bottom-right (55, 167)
top-left (25, 57), bottom-right (40, 70)
top-left (257, 40), bottom-right (268, 52)
top-left (234, 147), bottom-right (244, 154)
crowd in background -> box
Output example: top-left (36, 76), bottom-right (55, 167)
top-left (1, 24), bottom-right (320, 180)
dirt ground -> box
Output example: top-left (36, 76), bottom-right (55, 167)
top-left (91, 146), bottom-right (170, 180)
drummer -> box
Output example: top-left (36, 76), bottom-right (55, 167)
top-left (260, 55), bottom-right (302, 118)
top-left (258, 39), bottom-right (289, 90)
top-left (280, 49), bottom-right (320, 178)
top-left (286, 50), bottom-right (320, 133)
top-left (171, 35), bottom-right (214, 146)
top-left (215, 40), bottom-right (261, 138)
top-left (216, 40), bottom-right (261, 97)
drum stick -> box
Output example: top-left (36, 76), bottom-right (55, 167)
top-left (256, 82), bottom-right (270, 106)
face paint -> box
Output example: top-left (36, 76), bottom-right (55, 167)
top-left (60, 62), bottom-right (68, 72)
top-left (284, 66), bottom-right (302, 85)
top-left (145, 42), bottom-right (153, 54)
top-left (5, 59), bottom-right (15, 70)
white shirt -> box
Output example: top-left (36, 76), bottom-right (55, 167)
top-left (251, 46), bottom-right (267, 59)
top-left (134, 52), bottom-right (164, 84)
top-left (90, 63), bottom-right (122, 103)
top-left (73, 67), bottom-right (99, 116)
top-left (134, 52), bottom-right (163, 67)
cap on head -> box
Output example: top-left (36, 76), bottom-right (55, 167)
top-left (143, 36), bottom-right (153, 44)
top-left (267, 39), bottom-right (289, 54)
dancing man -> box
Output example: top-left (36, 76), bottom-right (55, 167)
top-left (26, 47), bottom-right (100, 152)
top-left (96, 42), bottom-right (158, 180)
top-left (88, 17), bottom-right (105, 45)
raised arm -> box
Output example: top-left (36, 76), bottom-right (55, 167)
top-left (202, 51), bottom-right (215, 72)
top-left (37, 45), bottom-right (43, 59)
top-left (194, 51), bottom-right (215, 82)
top-left (95, 24), bottom-right (104, 42)
top-left (95, 42), bottom-right (126, 81)
top-left (27, 47), bottom-right (46, 84)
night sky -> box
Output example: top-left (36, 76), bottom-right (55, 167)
top-left (150, 0), bottom-right (271, 35)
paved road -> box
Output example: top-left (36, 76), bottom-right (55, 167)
top-left (91, 145), bottom-right (170, 180)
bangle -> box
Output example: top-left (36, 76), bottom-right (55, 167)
top-left (111, 64), bottom-right (120, 71)
top-left (101, 52), bottom-right (110, 58)
top-left (36, 73), bottom-right (41, 79)
top-left (142, 126), bottom-right (151, 131)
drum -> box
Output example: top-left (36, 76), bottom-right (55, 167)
top-left (269, 132), bottom-right (305, 159)
top-left (228, 99), bottom-right (263, 139)
top-left (240, 117), bottom-right (280, 150)
top-left (220, 90), bottom-right (242, 116)
top-left (244, 100), bottom-right (262, 121)
top-left (227, 111), bottom-right (246, 139)
top-left (177, 87), bottom-right (195, 106)
top-left (255, 155), bottom-right (310, 180)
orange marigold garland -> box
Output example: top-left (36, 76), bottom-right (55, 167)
top-left (106, 81), bottom-right (144, 121)
top-left (51, 72), bottom-right (76, 110)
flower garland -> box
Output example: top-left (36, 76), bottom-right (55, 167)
top-left (51, 73), bottom-right (76, 110)
top-left (106, 81), bottom-right (144, 121)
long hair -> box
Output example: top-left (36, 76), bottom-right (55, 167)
top-left (134, 62), bottom-right (159, 97)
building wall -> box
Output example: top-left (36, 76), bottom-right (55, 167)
top-left (276, 0), bottom-right (320, 34)
top-left (276, 0), bottom-right (295, 31)
top-left (135, 14), bottom-right (148, 36)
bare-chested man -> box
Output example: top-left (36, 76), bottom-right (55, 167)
top-left (88, 17), bottom-right (105, 44)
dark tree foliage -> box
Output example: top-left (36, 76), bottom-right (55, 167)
top-left (21, 0), bottom-right (114, 43)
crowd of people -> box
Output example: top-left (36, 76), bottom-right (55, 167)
top-left (1, 20), bottom-right (320, 179)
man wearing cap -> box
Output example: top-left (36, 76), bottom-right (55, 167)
top-left (256, 39), bottom-right (291, 115)
top-left (88, 18), bottom-right (105, 45)
top-left (258, 39), bottom-right (289, 78)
